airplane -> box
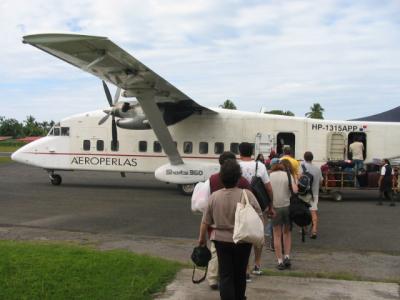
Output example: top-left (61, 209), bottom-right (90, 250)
top-left (11, 33), bottom-right (400, 195)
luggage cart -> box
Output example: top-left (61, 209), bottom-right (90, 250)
top-left (322, 171), bottom-right (379, 201)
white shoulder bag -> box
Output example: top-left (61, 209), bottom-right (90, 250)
top-left (233, 190), bottom-right (264, 247)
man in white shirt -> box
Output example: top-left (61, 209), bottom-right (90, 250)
top-left (378, 159), bottom-right (395, 206)
top-left (238, 142), bottom-right (274, 277)
top-left (349, 137), bottom-right (365, 175)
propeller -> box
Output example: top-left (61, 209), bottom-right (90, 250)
top-left (98, 80), bottom-right (121, 150)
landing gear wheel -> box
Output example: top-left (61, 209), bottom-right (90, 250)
top-left (178, 183), bottom-right (195, 196)
top-left (50, 174), bottom-right (62, 186)
top-left (332, 191), bottom-right (343, 202)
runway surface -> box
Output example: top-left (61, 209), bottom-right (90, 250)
top-left (0, 162), bottom-right (399, 253)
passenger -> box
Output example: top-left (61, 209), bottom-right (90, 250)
top-left (238, 142), bottom-right (275, 277)
top-left (256, 153), bottom-right (266, 165)
top-left (265, 149), bottom-right (278, 170)
top-left (206, 151), bottom-right (251, 290)
top-left (300, 151), bottom-right (323, 239)
top-left (270, 161), bottom-right (298, 270)
top-left (378, 159), bottom-right (395, 206)
top-left (280, 146), bottom-right (300, 179)
top-left (394, 167), bottom-right (399, 195)
top-left (349, 137), bottom-right (364, 175)
top-left (198, 159), bottom-right (262, 300)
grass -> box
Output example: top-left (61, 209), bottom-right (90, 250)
top-left (262, 268), bottom-right (400, 284)
top-left (0, 157), bottom-right (12, 164)
top-left (0, 241), bottom-right (182, 300)
top-left (0, 140), bottom-right (26, 152)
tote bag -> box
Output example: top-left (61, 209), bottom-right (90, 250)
top-left (233, 190), bottom-right (264, 247)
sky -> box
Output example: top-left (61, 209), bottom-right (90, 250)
top-left (0, 0), bottom-right (399, 122)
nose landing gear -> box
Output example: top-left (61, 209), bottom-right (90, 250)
top-left (48, 171), bottom-right (62, 186)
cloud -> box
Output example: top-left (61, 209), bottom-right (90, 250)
top-left (0, 0), bottom-right (399, 122)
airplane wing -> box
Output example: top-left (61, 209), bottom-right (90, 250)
top-left (23, 33), bottom-right (216, 165)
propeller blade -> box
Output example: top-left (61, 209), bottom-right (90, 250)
top-left (98, 112), bottom-right (111, 125)
top-left (102, 80), bottom-right (113, 107)
top-left (114, 87), bottom-right (121, 105)
top-left (111, 116), bottom-right (118, 150)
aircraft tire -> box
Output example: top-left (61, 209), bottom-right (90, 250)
top-left (332, 191), bottom-right (343, 202)
top-left (178, 183), bottom-right (195, 196)
top-left (51, 174), bottom-right (62, 186)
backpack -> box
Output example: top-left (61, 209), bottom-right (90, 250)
top-left (250, 162), bottom-right (271, 211)
top-left (298, 164), bottom-right (313, 196)
top-left (286, 170), bottom-right (312, 240)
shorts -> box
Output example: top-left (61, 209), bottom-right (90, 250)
top-left (310, 195), bottom-right (319, 211)
top-left (272, 206), bottom-right (290, 226)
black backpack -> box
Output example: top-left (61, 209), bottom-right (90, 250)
top-left (287, 170), bottom-right (312, 241)
top-left (250, 162), bottom-right (271, 211)
top-left (298, 164), bottom-right (313, 196)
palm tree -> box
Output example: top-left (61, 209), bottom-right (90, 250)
top-left (219, 99), bottom-right (237, 110)
top-left (305, 103), bottom-right (324, 119)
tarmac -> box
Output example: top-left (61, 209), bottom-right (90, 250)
top-left (155, 269), bottom-right (399, 300)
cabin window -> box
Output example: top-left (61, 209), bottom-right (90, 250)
top-left (230, 143), bottom-right (239, 155)
top-left (214, 142), bottom-right (224, 154)
top-left (53, 127), bottom-right (60, 136)
top-left (183, 141), bottom-right (193, 154)
top-left (199, 142), bottom-right (208, 154)
top-left (61, 127), bottom-right (70, 136)
top-left (96, 140), bottom-right (104, 151)
top-left (83, 140), bottom-right (90, 151)
top-left (347, 132), bottom-right (367, 160)
top-left (276, 133), bottom-right (295, 157)
top-left (153, 141), bottom-right (162, 153)
top-left (139, 141), bottom-right (147, 152)
top-left (111, 140), bottom-right (119, 151)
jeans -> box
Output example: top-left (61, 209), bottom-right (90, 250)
top-left (214, 241), bottom-right (252, 300)
top-left (353, 159), bottom-right (364, 174)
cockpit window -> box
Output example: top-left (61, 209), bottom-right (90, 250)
top-left (47, 126), bottom-right (69, 136)
top-left (53, 127), bottom-right (60, 136)
top-left (61, 127), bottom-right (70, 136)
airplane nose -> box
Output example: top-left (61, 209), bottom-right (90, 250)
top-left (11, 148), bottom-right (25, 163)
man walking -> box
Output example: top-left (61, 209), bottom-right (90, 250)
top-left (378, 159), bottom-right (396, 206)
top-left (238, 142), bottom-right (274, 276)
top-left (301, 151), bottom-right (323, 238)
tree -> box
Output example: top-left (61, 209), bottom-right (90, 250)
top-left (23, 115), bottom-right (46, 136)
top-left (264, 110), bottom-right (295, 116)
top-left (219, 99), bottom-right (237, 110)
top-left (0, 118), bottom-right (23, 137)
top-left (305, 103), bottom-right (324, 119)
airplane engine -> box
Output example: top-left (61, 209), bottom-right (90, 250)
top-left (117, 117), bottom-right (150, 130)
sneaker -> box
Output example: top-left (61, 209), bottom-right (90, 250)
top-left (310, 233), bottom-right (317, 239)
top-left (276, 262), bottom-right (286, 270)
top-left (246, 273), bottom-right (252, 283)
top-left (252, 265), bottom-right (263, 275)
top-left (283, 257), bottom-right (291, 268)
top-left (390, 202), bottom-right (396, 207)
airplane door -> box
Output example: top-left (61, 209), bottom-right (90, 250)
top-left (327, 132), bottom-right (346, 161)
top-left (255, 133), bottom-right (274, 157)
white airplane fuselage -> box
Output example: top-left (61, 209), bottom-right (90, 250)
top-left (12, 107), bottom-right (400, 186)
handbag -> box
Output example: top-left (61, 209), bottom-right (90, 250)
top-left (191, 179), bottom-right (210, 213)
top-left (233, 190), bottom-right (264, 247)
top-left (191, 245), bottom-right (211, 284)
top-left (250, 162), bottom-right (271, 211)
